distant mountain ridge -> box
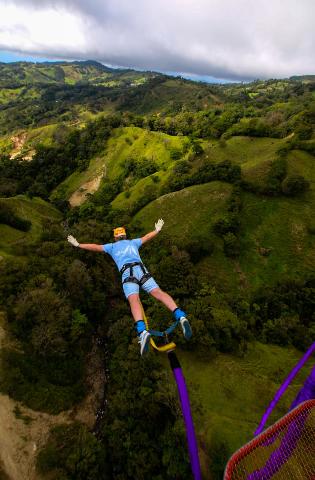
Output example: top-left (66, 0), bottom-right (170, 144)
top-left (0, 57), bottom-right (315, 480)
top-left (289, 74), bottom-right (315, 81)
top-left (0, 59), bottom-right (159, 88)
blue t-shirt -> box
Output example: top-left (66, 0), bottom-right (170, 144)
top-left (102, 238), bottom-right (143, 271)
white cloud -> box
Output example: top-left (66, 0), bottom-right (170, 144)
top-left (0, 0), bottom-right (314, 80)
top-left (0, 3), bottom-right (85, 54)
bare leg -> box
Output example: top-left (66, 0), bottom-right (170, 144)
top-left (149, 288), bottom-right (178, 311)
top-left (150, 288), bottom-right (192, 339)
top-left (127, 293), bottom-right (143, 322)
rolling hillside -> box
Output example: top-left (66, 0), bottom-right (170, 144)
top-left (179, 342), bottom-right (311, 468)
top-left (0, 195), bottom-right (61, 257)
top-left (0, 61), bottom-right (314, 479)
top-left (0, 60), bottom-right (155, 88)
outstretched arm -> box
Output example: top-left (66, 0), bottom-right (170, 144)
top-left (141, 219), bottom-right (164, 245)
top-left (67, 235), bottom-right (103, 252)
top-left (78, 243), bottom-right (104, 252)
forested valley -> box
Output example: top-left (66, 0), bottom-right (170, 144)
top-left (0, 61), bottom-right (314, 479)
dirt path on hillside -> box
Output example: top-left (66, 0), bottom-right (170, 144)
top-left (0, 394), bottom-right (71, 480)
top-left (0, 315), bottom-right (105, 480)
top-left (10, 133), bottom-right (34, 161)
top-left (69, 163), bottom-right (106, 207)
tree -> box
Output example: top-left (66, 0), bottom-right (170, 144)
top-left (0, 201), bottom-right (31, 231)
top-left (213, 214), bottom-right (240, 237)
top-left (173, 160), bottom-right (191, 175)
top-left (70, 309), bottom-right (91, 343)
top-left (37, 422), bottom-right (108, 480)
top-left (281, 175), bottom-right (310, 196)
top-left (13, 281), bottom-right (71, 356)
top-left (66, 259), bottom-right (93, 309)
top-left (295, 123), bottom-right (313, 140)
top-left (223, 232), bottom-right (240, 258)
top-left (264, 158), bottom-right (287, 195)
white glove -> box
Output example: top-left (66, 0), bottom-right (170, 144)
top-left (155, 219), bottom-right (164, 233)
top-left (67, 235), bottom-right (80, 247)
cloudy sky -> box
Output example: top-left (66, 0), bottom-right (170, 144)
top-left (0, 0), bottom-right (314, 81)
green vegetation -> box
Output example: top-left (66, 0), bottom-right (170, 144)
top-left (238, 192), bottom-right (315, 289)
top-left (179, 342), bottom-right (311, 477)
top-left (0, 196), bottom-right (61, 256)
top-left (51, 153), bottom-right (107, 203)
top-left (0, 62), bottom-right (314, 479)
top-left (37, 422), bottom-right (107, 479)
top-left (105, 126), bottom-right (186, 179)
top-left (134, 181), bottom-right (233, 241)
top-left (0, 199), bottom-right (31, 231)
top-left (0, 135), bottom-right (13, 155)
top-left (13, 405), bottom-right (33, 425)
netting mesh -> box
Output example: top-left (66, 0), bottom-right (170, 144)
top-left (224, 400), bottom-right (315, 480)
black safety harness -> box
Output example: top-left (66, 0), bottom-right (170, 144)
top-left (120, 261), bottom-right (152, 286)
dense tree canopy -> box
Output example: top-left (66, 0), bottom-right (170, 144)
top-left (0, 63), bottom-right (314, 479)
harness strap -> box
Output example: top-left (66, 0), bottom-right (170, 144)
top-left (139, 273), bottom-right (152, 286)
top-left (120, 261), bottom-right (145, 275)
top-left (121, 262), bottom-right (152, 286)
top-left (165, 319), bottom-right (180, 335)
top-left (148, 329), bottom-right (165, 337)
top-left (122, 277), bottom-right (139, 285)
top-left (148, 319), bottom-right (180, 338)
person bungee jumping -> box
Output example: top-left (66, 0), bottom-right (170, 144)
top-left (67, 219), bottom-right (192, 355)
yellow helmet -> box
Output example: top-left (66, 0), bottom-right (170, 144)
top-left (113, 226), bottom-right (126, 237)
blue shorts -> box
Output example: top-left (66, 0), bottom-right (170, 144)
top-left (121, 265), bottom-right (159, 298)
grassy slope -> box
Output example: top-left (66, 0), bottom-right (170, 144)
top-left (106, 126), bottom-right (186, 179)
top-left (239, 193), bottom-right (315, 289)
top-left (112, 174), bottom-right (163, 209)
top-left (50, 154), bottom-right (107, 202)
top-left (133, 182), bottom-right (241, 294)
top-left (50, 129), bottom-right (294, 205)
top-left (175, 342), bottom-right (310, 477)
top-left (206, 136), bottom-right (284, 166)
top-left (0, 135), bottom-right (13, 154)
top-left (24, 124), bottom-right (60, 148)
top-left (1, 66), bottom-right (314, 476)
top-left (129, 136), bottom-right (314, 475)
top-left (0, 124), bottom-right (60, 159)
top-left (0, 196), bottom-right (61, 257)
top-left (130, 135), bottom-right (315, 294)
top-left (51, 128), bottom-right (315, 295)
top-left (110, 126), bottom-right (188, 208)
top-left (134, 181), bottom-right (232, 240)
top-left (59, 132), bottom-right (294, 214)
top-left (238, 148), bottom-right (315, 289)
top-left (0, 63), bottom-right (154, 95)
top-left (135, 180), bottom-right (315, 293)
top-left (0, 87), bottom-right (23, 104)
top-left (52, 126), bottom-right (188, 202)
top-left (204, 136), bottom-right (288, 187)
top-left (127, 77), bottom-right (218, 114)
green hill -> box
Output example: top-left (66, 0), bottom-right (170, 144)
top-left (134, 181), bottom-right (232, 239)
top-left (0, 60), bottom-right (155, 88)
top-left (132, 178), bottom-right (315, 295)
top-left (0, 195), bottom-right (61, 257)
top-left (0, 62), bottom-right (314, 479)
top-left (179, 342), bottom-right (310, 469)
top-left (52, 126), bottom-right (188, 206)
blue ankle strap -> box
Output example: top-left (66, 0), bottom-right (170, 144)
top-left (149, 318), bottom-right (180, 338)
top-left (135, 320), bottom-right (146, 335)
top-left (173, 308), bottom-right (186, 322)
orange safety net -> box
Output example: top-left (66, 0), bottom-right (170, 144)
top-left (224, 400), bottom-right (315, 480)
